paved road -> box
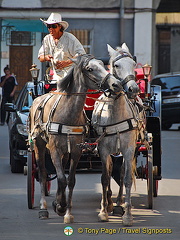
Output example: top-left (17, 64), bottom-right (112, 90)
top-left (0, 124), bottom-right (180, 240)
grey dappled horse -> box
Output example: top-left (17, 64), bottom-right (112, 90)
top-left (92, 44), bottom-right (146, 226)
top-left (28, 54), bottom-right (122, 224)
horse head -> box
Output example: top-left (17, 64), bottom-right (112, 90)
top-left (108, 43), bottom-right (139, 99)
top-left (70, 54), bottom-right (123, 93)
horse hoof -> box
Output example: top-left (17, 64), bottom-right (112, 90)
top-left (39, 209), bottom-right (49, 219)
top-left (122, 215), bottom-right (133, 226)
top-left (64, 215), bottom-right (74, 224)
top-left (113, 206), bottom-right (125, 216)
top-left (52, 201), bottom-right (66, 216)
top-left (98, 212), bottom-right (109, 222)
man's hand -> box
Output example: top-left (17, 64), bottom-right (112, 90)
top-left (45, 55), bottom-right (53, 61)
top-left (56, 59), bottom-right (73, 69)
top-left (39, 54), bottom-right (53, 62)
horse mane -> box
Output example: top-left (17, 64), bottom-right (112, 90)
top-left (57, 66), bottom-right (74, 92)
top-left (116, 46), bottom-right (133, 58)
top-left (57, 54), bottom-right (93, 92)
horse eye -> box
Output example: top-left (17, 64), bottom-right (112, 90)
top-left (114, 64), bottom-right (118, 68)
top-left (87, 67), bottom-right (93, 72)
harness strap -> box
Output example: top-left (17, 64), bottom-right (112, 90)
top-left (34, 94), bottom-right (54, 123)
top-left (47, 95), bottom-right (62, 123)
top-left (121, 74), bottom-right (135, 86)
top-left (112, 53), bottom-right (132, 67)
top-left (100, 73), bottom-right (111, 88)
top-left (48, 122), bottom-right (88, 135)
top-left (96, 118), bottom-right (137, 136)
top-left (125, 94), bottom-right (139, 121)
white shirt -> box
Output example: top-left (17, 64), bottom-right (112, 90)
top-left (38, 32), bottom-right (86, 79)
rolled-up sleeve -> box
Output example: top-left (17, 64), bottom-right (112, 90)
top-left (38, 37), bottom-right (49, 58)
top-left (67, 33), bottom-right (86, 56)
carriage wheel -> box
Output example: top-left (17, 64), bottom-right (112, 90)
top-left (147, 134), bottom-right (153, 209)
top-left (27, 151), bottom-right (36, 209)
top-left (153, 179), bottom-right (158, 197)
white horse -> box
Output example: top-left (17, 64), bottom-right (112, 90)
top-left (92, 44), bottom-right (146, 226)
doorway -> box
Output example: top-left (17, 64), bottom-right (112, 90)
top-left (158, 28), bottom-right (170, 74)
top-left (10, 46), bottom-right (32, 95)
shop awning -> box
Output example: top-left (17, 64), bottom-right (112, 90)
top-left (2, 19), bottom-right (48, 33)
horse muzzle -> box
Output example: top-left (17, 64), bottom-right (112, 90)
top-left (127, 85), bottom-right (139, 99)
top-left (112, 81), bottom-right (123, 93)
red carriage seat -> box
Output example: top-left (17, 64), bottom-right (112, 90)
top-left (84, 90), bottom-right (102, 111)
top-left (135, 68), bottom-right (151, 98)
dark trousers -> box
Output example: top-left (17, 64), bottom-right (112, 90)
top-left (0, 96), bottom-right (13, 124)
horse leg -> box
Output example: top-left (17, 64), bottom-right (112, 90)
top-left (107, 156), bottom-right (114, 213)
top-left (116, 161), bottom-right (124, 206)
top-left (34, 138), bottom-right (49, 219)
top-left (98, 154), bottom-right (112, 222)
top-left (113, 162), bottom-right (125, 216)
top-left (50, 149), bottom-right (67, 217)
top-left (64, 152), bottom-right (80, 224)
top-left (122, 154), bottom-right (134, 226)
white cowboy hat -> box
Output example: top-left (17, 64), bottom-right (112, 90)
top-left (40, 12), bottom-right (69, 30)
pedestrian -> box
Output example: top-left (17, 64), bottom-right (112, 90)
top-left (38, 12), bottom-right (86, 81)
top-left (0, 65), bottom-right (18, 125)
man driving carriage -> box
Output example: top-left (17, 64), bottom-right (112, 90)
top-left (38, 12), bottom-right (86, 80)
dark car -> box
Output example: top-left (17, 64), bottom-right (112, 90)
top-left (5, 81), bottom-right (56, 173)
top-left (151, 72), bottom-right (180, 130)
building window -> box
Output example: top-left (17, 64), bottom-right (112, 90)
top-left (70, 29), bottom-right (91, 54)
top-left (6, 31), bottom-right (36, 46)
top-left (158, 28), bottom-right (170, 74)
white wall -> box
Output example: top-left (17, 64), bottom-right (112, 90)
top-left (33, 32), bottom-right (42, 79)
top-left (1, 40), bottom-right (9, 75)
top-left (134, 0), bottom-right (153, 67)
top-left (2, 0), bottom-right (41, 8)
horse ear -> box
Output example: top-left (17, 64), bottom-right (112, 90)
top-left (107, 44), bottom-right (116, 56)
top-left (69, 57), bottom-right (78, 64)
top-left (121, 43), bottom-right (130, 53)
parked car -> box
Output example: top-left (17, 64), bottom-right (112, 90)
top-left (5, 80), bottom-right (56, 173)
top-left (151, 72), bottom-right (180, 130)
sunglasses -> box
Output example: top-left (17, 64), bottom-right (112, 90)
top-left (47, 24), bottom-right (58, 29)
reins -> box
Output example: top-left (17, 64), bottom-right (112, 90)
top-left (49, 90), bottom-right (123, 103)
top-left (50, 90), bottom-right (102, 96)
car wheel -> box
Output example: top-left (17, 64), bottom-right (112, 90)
top-left (10, 148), bottom-right (24, 173)
top-left (162, 122), bottom-right (172, 130)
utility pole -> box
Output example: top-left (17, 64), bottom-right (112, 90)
top-left (120, 0), bottom-right (124, 44)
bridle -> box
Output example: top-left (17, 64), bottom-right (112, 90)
top-left (112, 52), bottom-right (136, 88)
top-left (82, 56), bottom-right (111, 90)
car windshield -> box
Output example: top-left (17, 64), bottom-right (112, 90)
top-left (152, 76), bottom-right (180, 90)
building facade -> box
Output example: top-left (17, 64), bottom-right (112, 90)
top-left (0, 0), bottom-right (179, 93)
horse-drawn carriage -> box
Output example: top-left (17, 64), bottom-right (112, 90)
top-left (26, 45), bottom-right (162, 226)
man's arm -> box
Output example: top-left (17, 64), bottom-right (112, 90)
top-left (0, 77), bottom-right (7, 87)
top-left (38, 54), bottom-right (53, 62)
